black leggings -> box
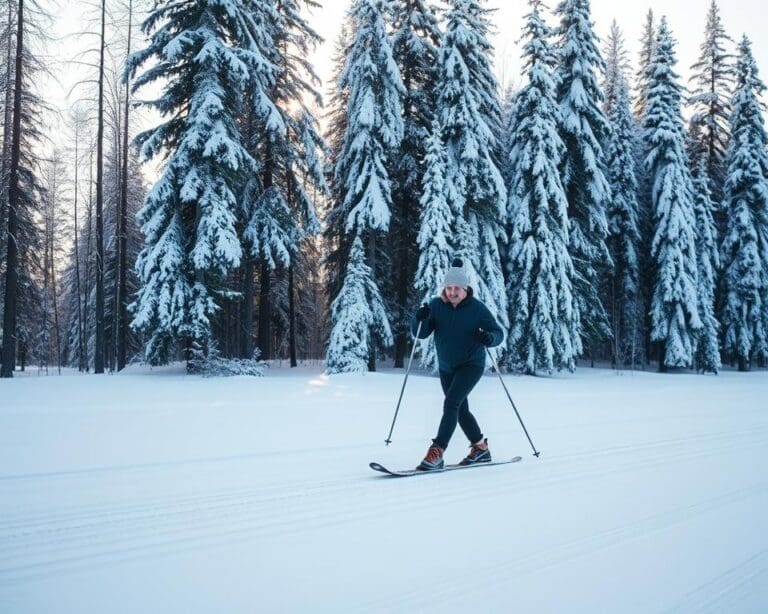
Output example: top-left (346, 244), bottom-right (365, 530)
top-left (434, 365), bottom-right (485, 450)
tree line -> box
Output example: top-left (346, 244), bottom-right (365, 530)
top-left (1, 0), bottom-right (767, 377)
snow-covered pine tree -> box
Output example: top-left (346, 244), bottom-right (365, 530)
top-left (691, 161), bottom-right (721, 373)
top-left (602, 20), bottom-right (630, 119)
top-left (633, 10), bottom-right (656, 367)
top-left (326, 235), bottom-right (393, 373)
top-left (242, 0), bottom-right (327, 361)
top-left (554, 0), bottom-right (612, 360)
top-left (323, 18), bottom-right (354, 305)
top-left (687, 0), bottom-right (733, 210)
top-left (437, 0), bottom-right (508, 355)
top-left (414, 119), bottom-right (452, 371)
top-left (325, 0), bottom-right (404, 372)
top-left (643, 18), bottom-right (701, 370)
top-left (605, 78), bottom-right (642, 368)
top-left (0, 16), bottom-right (47, 374)
top-left (336, 0), bottom-right (403, 237)
top-left (720, 36), bottom-right (768, 371)
top-left (633, 9), bottom-right (655, 121)
top-left (506, 0), bottom-right (577, 374)
top-left (387, 0), bottom-right (441, 368)
top-left (126, 0), bottom-right (277, 365)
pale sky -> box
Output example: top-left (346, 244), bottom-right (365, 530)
top-left (306, 0), bottom-right (768, 103)
top-left (47, 0), bottom-right (768, 140)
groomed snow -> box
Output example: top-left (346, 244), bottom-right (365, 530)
top-left (1, 364), bottom-right (767, 613)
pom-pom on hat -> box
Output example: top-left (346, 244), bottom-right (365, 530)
top-left (442, 258), bottom-right (470, 289)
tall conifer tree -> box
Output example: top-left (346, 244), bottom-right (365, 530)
top-left (687, 0), bottom-right (733, 208)
top-left (387, 0), bottom-right (441, 367)
top-left (555, 0), bottom-right (612, 359)
top-left (643, 18), bottom-right (701, 369)
top-left (606, 80), bottom-right (642, 367)
top-left (602, 20), bottom-right (630, 119)
top-left (691, 162), bottom-right (721, 373)
top-left (437, 0), bottom-right (508, 352)
top-left (720, 36), bottom-right (768, 371)
top-left (506, 0), bottom-right (577, 374)
top-left (325, 0), bottom-right (403, 372)
top-left (126, 0), bottom-right (278, 364)
top-left (414, 120), bottom-right (451, 371)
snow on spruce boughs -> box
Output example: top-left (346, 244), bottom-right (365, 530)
top-left (326, 236), bottom-right (393, 373)
top-left (505, 0), bottom-right (577, 374)
top-left (605, 80), bottom-right (642, 367)
top-left (554, 0), bottom-right (612, 353)
top-left (243, 0), bottom-right (327, 269)
top-left (126, 0), bottom-right (278, 363)
top-left (325, 0), bottom-right (403, 372)
top-left (602, 20), bottom-right (631, 119)
top-left (720, 36), bottom-right (768, 370)
top-left (687, 0), bottom-right (733, 204)
top-left (643, 18), bottom-right (702, 368)
top-left (388, 0), bottom-right (442, 359)
top-left (336, 0), bottom-right (404, 236)
top-left (437, 0), bottom-right (508, 353)
top-left (691, 163), bottom-right (721, 373)
top-left (414, 120), bottom-right (452, 371)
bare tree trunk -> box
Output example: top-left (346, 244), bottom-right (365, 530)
top-left (51, 213), bottom-right (61, 374)
top-left (288, 263), bottom-right (296, 367)
top-left (117, 0), bottom-right (132, 371)
top-left (0, 0), bottom-right (23, 378)
top-left (94, 0), bottom-right (106, 373)
top-left (83, 150), bottom-right (94, 371)
top-left (73, 125), bottom-right (85, 370)
top-left (257, 142), bottom-right (273, 360)
top-left (42, 186), bottom-right (50, 372)
top-left (242, 258), bottom-right (253, 357)
top-left (50, 161), bottom-right (62, 373)
top-left (0, 0), bottom-right (14, 248)
top-left (286, 177), bottom-right (297, 367)
top-left (258, 259), bottom-right (271, 359)
top-left (367, 235), bottom-right (377, 372)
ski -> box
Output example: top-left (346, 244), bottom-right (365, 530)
top-left (369, 456), bottom-right (522, 477)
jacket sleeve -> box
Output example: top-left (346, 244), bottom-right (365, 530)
top-left (477, 303), bottom-right (504, 347)
top-left (411, 299), bottom-right (435, 339)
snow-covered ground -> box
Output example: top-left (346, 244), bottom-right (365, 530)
top-left (1, 364), bottom-right (766, 613)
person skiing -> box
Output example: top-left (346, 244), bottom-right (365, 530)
top-left (411, 258), bottom-right (504, 471)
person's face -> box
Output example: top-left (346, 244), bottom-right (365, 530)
top-left (444, 285), bottom-right (467, 306)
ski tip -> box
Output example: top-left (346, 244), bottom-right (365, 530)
top-left (370, 462), bottom-right (386, 472)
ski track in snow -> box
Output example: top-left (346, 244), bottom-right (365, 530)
top-left (1, 422), bottom-right (766, 590)
top-left (356, 486), bottom-right (768, 613)
top-left (1, 368), bottom-right (767, 612)
top-left (663, 549), bottom-right (768, 613)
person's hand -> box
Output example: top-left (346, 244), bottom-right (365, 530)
top-left (416, 303), bottom-right (431, 321)
top-left (476, 329), bottom-right (494, 346)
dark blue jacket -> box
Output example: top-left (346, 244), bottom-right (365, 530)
top-left (411, 289), bottom-right (504, 372)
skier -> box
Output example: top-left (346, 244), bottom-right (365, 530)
top-left (412, 258), bottom-right (504, 471)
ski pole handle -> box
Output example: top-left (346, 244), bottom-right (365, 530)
top-left (385, 319), bottom-right (423, 445)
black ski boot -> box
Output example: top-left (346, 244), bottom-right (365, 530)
top-left (459, 438), bottom-right (491, 465)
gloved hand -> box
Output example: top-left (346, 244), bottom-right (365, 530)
top-left (476, 329), bottom-right (494, 346)
top-left (416, 303), bottom-right (431, 321)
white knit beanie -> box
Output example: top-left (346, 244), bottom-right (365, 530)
top-left (442, 258), bottom-right (470, 288)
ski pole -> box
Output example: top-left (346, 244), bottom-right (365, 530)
top-left (484, 345), bottom-right (541, 458)
top-left (385, 319), bottom-right (423, 445)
